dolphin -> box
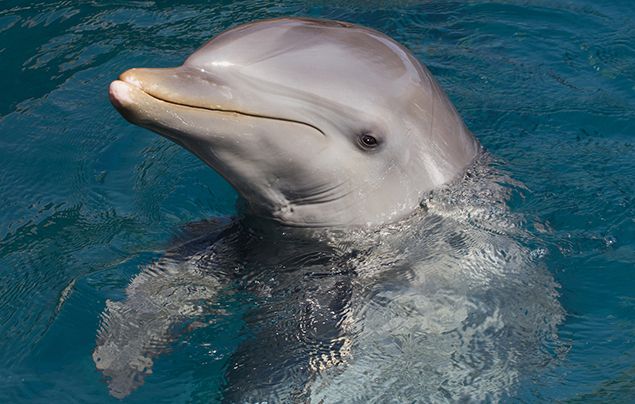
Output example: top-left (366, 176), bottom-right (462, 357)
top-left (97, 18), bottom-right (563, 401)
top-left (108, 17), bottom-right (479, 227)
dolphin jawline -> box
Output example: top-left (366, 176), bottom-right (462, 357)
top-left (109, 79), bottom-right (326, 137)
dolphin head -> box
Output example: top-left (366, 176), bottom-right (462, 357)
top-left (109, 18), bottom-right (478, 227)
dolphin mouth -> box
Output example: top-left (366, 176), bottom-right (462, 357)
top-left (109, 76), bottom-right (325, 137)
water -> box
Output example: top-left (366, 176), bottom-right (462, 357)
top-left (1, 0), bottom-right (634, 402)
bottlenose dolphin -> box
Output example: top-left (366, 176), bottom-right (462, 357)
top-left (96, 18), bottom-right (563, 401)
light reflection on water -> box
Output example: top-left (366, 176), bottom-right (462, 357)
top-left (0, 1), bottom-right (634, 402)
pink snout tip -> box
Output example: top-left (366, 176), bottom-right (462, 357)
top-left (109, 80), bottom-right (134, 109)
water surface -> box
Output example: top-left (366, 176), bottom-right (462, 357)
top-left (1, 0), bottom-right (634, 402)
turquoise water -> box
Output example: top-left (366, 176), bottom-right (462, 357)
top-left (1, 0), bottom-right (634, 402)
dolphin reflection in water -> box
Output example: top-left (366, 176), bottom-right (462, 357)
top-left (96, 18), bottom-right (564, 401)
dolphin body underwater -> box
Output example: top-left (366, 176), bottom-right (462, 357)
top-left (97, 18), bottom-right (564, 401)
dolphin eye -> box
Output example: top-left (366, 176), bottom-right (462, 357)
top-left (358, 133), bottom-right (379, 150)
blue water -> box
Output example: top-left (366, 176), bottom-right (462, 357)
top-left (1, 0), bottom-right (634, 402)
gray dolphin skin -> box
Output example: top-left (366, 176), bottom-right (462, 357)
top-left (96, 18), bottom-right (563, 402)
top-left (109, 17), bottom-right (479, 227)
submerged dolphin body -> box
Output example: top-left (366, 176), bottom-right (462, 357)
top-left (93, 164), bottom-right (564, 401)
top-left (97, 18), bottom-right (563, 401)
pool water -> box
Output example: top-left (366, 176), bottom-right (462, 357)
top-left (1, 0), bottom-right (634, 402)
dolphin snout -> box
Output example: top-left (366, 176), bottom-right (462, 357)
top-left (118, 67), bottom-right (179, 95)
top-left (109, 80), bottom-right (135, 110)
top-left (112, 66), bottom-right (231, 112)
top-left (109, 67), bottom-right (182, 113)
top-left (108, 77), bottom-right (167, 127)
